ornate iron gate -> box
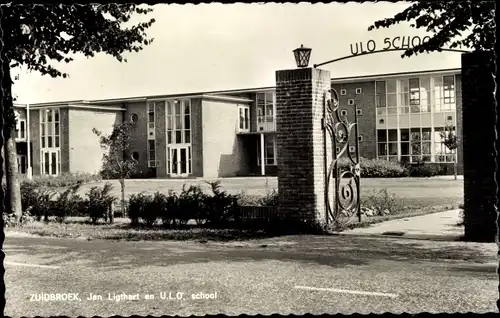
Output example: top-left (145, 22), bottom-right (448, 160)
top-left (323, 88), bottom-right (361, 227)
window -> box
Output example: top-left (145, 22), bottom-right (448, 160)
top-left (41, 149), bottom-right (60, 176)
top-left (375, 81), bottom-right (387, 116)
top-left (410, 127), bottom-right (431, 162)
top-left (40, 108), bottom-right (60, 149)
top-left (386, 79), bottom-right (397, 115)
top-left (356, 109), bottom-right (363, 116)
top-left (347, 99), bottom-right (354, 106)
top-left (442, 75), bottom-right (456, 111)
top-left (256, 92), bottom-right (275, 131)
top-left (349, 146), bottom-right (356, 153)
top-left (398, 79), bottom-right (410, 114)
top-left (340, 109), bottom-right (348, 116)
top-left (238, 105), bottom-right (250, 132)
top-left (409, 78), bottom-right (420, 113)
top-left (434, 127), bottom-right (457, 163)
top-left (130, 113), bottom-right (139, 123)
top-left (257, 135), bottom-right (277, 165)
top-left (419, 77), bottom-right (431, 112)
top-left (131, 152), bottom-right (139, 161)
top-left (340, 89), bottom-right (347, 96)
top-left (166, 99), bottom-right (191, 145)
top-left (358, 135), bottom-right (363, 142)
top-left (355, 88), bottom-right (362, 94)
top-left (148, 140), bottom-right (156, 168)
top-left (16, 119), bottom-right (26, 140)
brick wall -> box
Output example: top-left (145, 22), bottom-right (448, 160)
top-left (275, 67), bottom-right (331, 223)
top-left (331, 81), bottom-right (376, 159)
top-left (29, 109), bottom-right (40, 176)
top-left (155, 101), bottom-right (167, 178)
top-left (201, 99), bottom-right (251, 178)
top-left (60, 108), bottom-right (70, 173)
top-left (124, 102), bottom-right (152, 178)
top-left (191, 98), bottom-right (204, 177)
top-left (461, 51), bottom-right (497, 242)
top-left (67, 108), bottom-right (123, 174)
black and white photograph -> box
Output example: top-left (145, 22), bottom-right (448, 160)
top-left (1, 2), bottom-right (498, 317)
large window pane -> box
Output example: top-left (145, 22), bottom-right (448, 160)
top-left (175, 115), bottom-right (182, 129)
top-left (376, 95), bottom-right (386, 107)
top-left (377, 143), bottom-right (388, 156)
top-left (400, 129), bottom-right (410, 141)
top-left (377, 130), bottom-right (387, 142)
top-left (401, 142), bottom-right (410, 155)
top-left (388, 129), bottom-right (398, 142)
top-left (54, 109), bottom-right (60, 122)
top-left (410, 128), bottom-right (421, 141)
top-left (184, 131), bottom-right (190, 143)
top-left (399, 79), bottom-right (409, 92)
top-left (184, 100), bottom-right (191, 115)
top-left (44, 152), bottom-right (50, 175)
top-left (422, 128), bottom-right (431, 141)
top-left (387, 94), bottom-right (398, 107)
top-left (386, 80), bottom-right (397, 94)
top-left (376, 81), bottom-right (386, 94)
top-left (388, 143), bottom-right (398, 155)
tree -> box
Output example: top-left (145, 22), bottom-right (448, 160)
top-left (93, 122), bottom-right (137, 224)
top-left (439, 123), bottom-right (459, 180)
top-left (368, 1), bottom-right (495, 57)
top-left (0, 4), bottom-right (156, 222)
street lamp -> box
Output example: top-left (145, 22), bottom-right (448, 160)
top-left (293, 44), bottom-right (312, 68)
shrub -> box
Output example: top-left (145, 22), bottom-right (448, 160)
top-left (362, 189), bottom-right (404, 216)
top-left (338, 157), bottom-right (408, 178)
top-left (406, 162), bottom-right (444, 177)
top-left (163, 190), bottom-right (179, 227)
top-left (20, 182), bottom-right (56, 221)
top-left (177, 185), bottom-right (207, 227)
top-left (52, 184), bottom-right (84, 223)
top-left (203, 181), bottom-right (239, 227)
top-left (86, 183), bottom-right (116, 224)
top-left (143, 192), bottom-right (167, 226)
top-left (259, 189), bottom-right (279, 207)
top-left (127, 192), bottom-right (150, 226)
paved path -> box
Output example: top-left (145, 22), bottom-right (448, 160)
top-left (342, 210), bottom-right (464, 241)
top-left (4, 233), bottom-right (497, 316)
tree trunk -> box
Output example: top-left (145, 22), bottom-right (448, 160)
top-left (453, 159), bottom-right (457, 181)
top-left (117, 178), bottom-right (126, 224)
top-left (2, 60), bottom-right (21, 222)
top-left (4, 134), bottom-right (21, 220)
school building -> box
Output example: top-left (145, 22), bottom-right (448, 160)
top-left (13, 67), bottom-right (462, 179)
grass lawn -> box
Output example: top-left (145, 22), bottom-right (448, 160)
top-left (7, 177), bottom-right (463, 241)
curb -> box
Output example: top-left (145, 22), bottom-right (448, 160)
top-left (333, 231), bottom-right (462, 242)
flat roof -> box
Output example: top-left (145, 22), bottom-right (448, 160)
top-left (18, 67), bottom-right (461, 107)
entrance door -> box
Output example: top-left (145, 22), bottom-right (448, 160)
top-left (41, 150), bottom-right (60, 176)
top-left (169, 146), bottom-right (190, 177)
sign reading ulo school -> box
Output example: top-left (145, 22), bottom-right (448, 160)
top-left (349, 36), bottom-right (431, 55)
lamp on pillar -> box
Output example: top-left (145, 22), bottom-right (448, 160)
top-left (293, 44), bottom-right (312, 68)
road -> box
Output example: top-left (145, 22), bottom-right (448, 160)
top-left (4, 234), bottom-right (497, 316)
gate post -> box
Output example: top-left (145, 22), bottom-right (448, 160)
top-left (461, 51), bottom-right (498, 242)
top-left (275, 67), bottom-right (331, 224)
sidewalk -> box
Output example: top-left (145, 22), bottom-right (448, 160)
top-left (340, 209), bottom-right (464, 241)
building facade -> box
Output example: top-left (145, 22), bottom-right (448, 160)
top-left (13, 67), bottom-right (462, 179)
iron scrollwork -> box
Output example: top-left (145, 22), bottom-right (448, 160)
top-left (323, 88), bottom-right (361, 227)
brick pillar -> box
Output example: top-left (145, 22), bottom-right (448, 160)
top-left (461, 51), bottom-right (498, 242)
top-left (275, 68), bottom-right (331, 223)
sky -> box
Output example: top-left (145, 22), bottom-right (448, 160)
top-left (12, 3), bottom-right (464, 104)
